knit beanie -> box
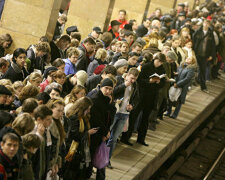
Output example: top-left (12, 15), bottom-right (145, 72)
top-left (114, 59), bottom-right (128, 69)
top-left (167, 51), bottom-right (178, 62)
top-left (100, 78), bottom-right (113, 88)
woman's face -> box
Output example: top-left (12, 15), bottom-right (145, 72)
top-left (52, 104), bottom-right (64, 120)
top-left (5, 95), bottom-right (15, 105)
top-left (69, 55), bottom-right (78, 64)
top-left (154, 59), bottom-right (163, 67)
top-left (3, 41), bottom-right (11, 49)
top-left (15, 53), bottom-right (26, 67)
top-left (111, 44), bottom-right (117, 52)
top-left (30, 78), bottom-right (42, 87)
top-left (117, 66), bottom-right (128, 75)
top-left (58, 64), bottom-right (65, 72)
top-left (185, 57), bottom-right (193, 64)
top-left (75, 89), bottom-right (86, 100)
top-left (55, 76), bottom-right (65, 85)
top-left (185, 42), bottom-right (192, 49)
top-left (182, 30), bottom-right (189, 37)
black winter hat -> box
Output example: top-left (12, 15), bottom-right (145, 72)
top-left (66, 26), bottom-right (79, 35)
top-left (111, 20), bottom-right (122, 27)
top-left (0, 85), bottom-right (12, 95)
top-left (43, 66), bottom-right (58, 79)
top-left (100, 78), bottom-right (114, 88)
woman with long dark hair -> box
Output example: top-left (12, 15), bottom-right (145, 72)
top-left (64, 97), bottom-right (97, 179)
top-left (3, 48), bottom-right (29, 82)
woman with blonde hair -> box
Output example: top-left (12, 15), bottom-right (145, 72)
top-left (23, 72), bottom-right (42, 87)
top-left (179, 27), bottom-right (191, 47)
top-left (166, 56), bottom-right (196, 119)
top-left (0, 33), bottom-right (13, 57)
top-left (87, 48), bottom-right (108, 76)
top-left (64, 85), bottom-right (86, 105)
top-left (64, 97), bottom-right (97, 179)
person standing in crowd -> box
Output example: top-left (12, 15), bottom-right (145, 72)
top-left (0, 34), bottom-right (13, 58)
top-left (88, 27), bottom-right (103, 41)
top-left (136, 18), bottom-right (151, 38)
top-left (76, 37), bottom-right (96, 71)
top-left (137, 53), bottom-right (166, 146)
top-left (193, 19), bottom-right (216, 92)
top-left (64, 47), bottom-right (79, 75)
top-left (64, 97), bottom-right (97, 179)
top-left (3, 48), bottom-right (29, 83)
top-left (108, 20), bottom-right (121, 39)
top-left (53, 14), bottom-right (67, 41)
top-left (166, 56), bottom-right (196, 119)
top-left (117, 9), bottom-right (128, 30)
top-left (88, 78), bottom-right (116, 180)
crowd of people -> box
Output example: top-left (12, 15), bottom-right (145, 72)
top-left (0, 0), bottom-right (224, 179)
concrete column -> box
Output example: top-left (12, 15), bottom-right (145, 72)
top-left (0, 0), bottom-right (62, 53)
top-left (65, 0), bottom-right (110, 41)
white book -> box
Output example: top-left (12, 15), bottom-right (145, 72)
top-left (149, 73), bottom-right (166, 79)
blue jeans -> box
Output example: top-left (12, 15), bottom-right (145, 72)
top-left (107, 113), bottom-right (129, 158)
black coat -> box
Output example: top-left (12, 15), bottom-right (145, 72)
top-left (136, 24), bottom-right (148, 38)
top-left (88, 90), bottom-right (116, 156)
top-left (50, 41), bottom-right (62, 63)
top-left (138, 61), bottom-right (165, 109)
top-left (193, 27), bottom-right (216, 60)
top-left (86, 74), bottom-right (102, 92)
top-left (76, 45), bottom-right (90, 71)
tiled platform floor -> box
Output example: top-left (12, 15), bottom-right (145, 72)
top-left (102, 73), bottom-right (225, 180)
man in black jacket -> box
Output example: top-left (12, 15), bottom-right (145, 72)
top-left (76, 37), bottom-right (96, 71)
top-left (136, 18), bottom-right (151, 38)
top-left (136, 52), bottom-right (166, 146)
top-left (193, 19), bottom-right (216, 92)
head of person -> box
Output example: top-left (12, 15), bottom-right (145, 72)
top-left (43, 67), bottom-right (58, 83)
top-left (155, 8), bottom-right (162, 17)
top-left (47, 98), bottom-right (65, 120)
top-left (35, 42), bottom-right (50, 57)
top-left (39, 36), bottom-right (49, 43)
top-left (114, 59), bottom-right (128, 76)
top-left (22, 98), bottom-right (38, 116)
top-left (36, 92), bottom-right (50, 105)
top-left (52, 58), bottom-right (66, 72)
top-left (67, 47), bottom-right (79, 65)
top-left (178, 12), bottom-right (186, 22)
top-left (12, 48), bottom-right (27, 68)
top-left (12, 81), bottom-right (24, 97)
top-left (143, 18), bottom-right (151, 29)
top-left (52, 70), bottom-right (66, 85)
top-left (111, 20), bottom-right (121, 32)
top-left (120, 41), bottom-right (129, 54)
top-left (56, 35), bottom-right (71, 51)
top-left (70, 32), bottom-right (81, 42)
top-left (95, 48), bottom-right (107, 62)
top-left (131, 42), bottom-right (142, 55)
top-left (66, 85), bottom-right (86, 103)
top-left (100, 78), bottom-right (114, 97)
top-left (177, 3), bottom-right (185, 12)
top-left (0, 111), bottom-right (14, 129)
top-left (153, 52), bottom-right (166, 67)
top-left (1, 133), bottom-right (19, 159)
top-left (203, 19), bottom-right (211, 31)
top-left (101, 65), bottom-right (117, 78)
top-left (128, 52), bottom-right (139, 66)
top-left (0, 34), bottom-right (13, 49)
top-left (184, 39), bottom-right (193, 49)
top-left (119, 9), bottom-right (126, 21)
top-left (124, 30), bottom-right (134, 45)
top-left (18, 85), bottom-right (39, 103)
top-left (75, 70), bottom-right (88, 87)
top-left (172, 35), bottom-right (181, 48)
top-left (0, 58), bottom-right (9, 73)
top-left (22, 134), bottom-right (41, 154)
top-left (34, 105), bottom-right (53, 129)
top-left (58, 14), bottom-right (67, 25)
top-left (151, 19), bottom-right (161, 29)
top-left (142, 51), bottom-right (153, 63)
top-left (151, 26), bottom-right (159, 34)
top-left (91, 27), bottom-right (102, 39)
top-left (166, 51), bottom-right (178, 64)
top-left (26, 72), bottom-right (42, 87)
top-left (4, 85), bottom-right (15, 106)
top-left (100, 32), bottom-right (113, 47)
top-left (83, 37), bottom-right (96, 53)
top-left (12, 113), bottom-right (35, 136)
top-left (46, 87), bottom-right (61, 99)
top-left (0, 85), bottom-right (12, 105)
top-left (185, 56), bottom-right (196, 65)
top-left (125, 67), bottom-right (139, 84)
top-left (180, 27), bottom-right (190, 38)
top-left (129, 19), bottom-right (138, 31)
top-left (66, 97), bottom-right (93, 119)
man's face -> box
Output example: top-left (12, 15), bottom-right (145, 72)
top-left (0, 94), bottom-right (7, 104)
top-left (112, 25), bottom-right (120, 32)
top-left (119, 11), bottom-right (126, 21)
top-left (60, 41), bottom-right (70, 51)
top-left (100, 86), bottom-right (113, 97)
top-left (86, 43), bottom-right (95, 53)
top-left (125, 35), bottom-right (134, 44)
top-left (125, 74), bottom-right (138, 84)
top-left (132, 46), bottom-right (142, 55)
top-left (120, 43), bottom-right (129, 53)
top-left (203, 21), bottom-right (210, 30)
top-left (49, 89), bottom-right (60, 99)
top-left (117, 66), bottom-right (128, 75)
top-left (1, 139), bottom-right (19, 159)
top-left (143, 20), bottom-right (151, 29)
top-left (41, 115), bottom-right (52, 128)
top-left (91, 31), bottom-right (100, 39)
top-left (15, 53), bottom-right (26, 68)
top-left (128, 56), bottom-right (138, 66)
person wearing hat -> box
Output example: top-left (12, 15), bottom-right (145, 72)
top-left (161, 15), bottom-right (173, 34)
top-left (136, 18), bottom-right (151, 38)
top-left (171, 11), bottom-right (186, 31)
top-left (108, 20), bottom-right (121, 39)
top-left (40, 67), bottom-right (58, 92)
top-left (0, 85), bottom-right (12, 110)
top-left (87, 78), bottom-right (115, 179)
top-left (177, 3), bottom-right (185, 14)
top-left (66, 26), bottom-right (79, 35)
top-left (88, 27), bottom-right (103, 40)
top-left (114, 59), bottom-right (128, 77)
top-left (136, 52), bottom-right (166, 146)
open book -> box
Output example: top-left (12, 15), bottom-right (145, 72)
top-left (149, 73), bottom-right (166, 79)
